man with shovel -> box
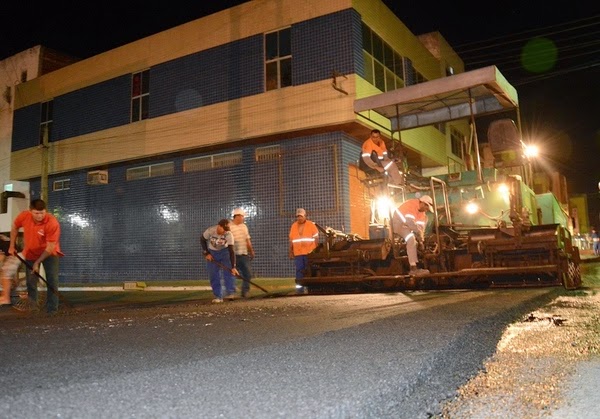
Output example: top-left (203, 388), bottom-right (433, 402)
top-left (0, 199), bottom-right (63, 314)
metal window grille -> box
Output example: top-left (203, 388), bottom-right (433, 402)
top-left (127, 162), bottom-right (174, 181)
top-left (184, 151), bottom-right (242, 172)
top-left (213, 151), bottom-right (242, 168)
top-left (255, 145), bottom-right (281, 162)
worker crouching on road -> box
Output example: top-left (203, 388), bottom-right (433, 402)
top-left (289, 208), bottom-right (319, 293)
top-left (392, 195), bottom-right (434, 276)
top-left (201, 219), bottom-right (240, 303)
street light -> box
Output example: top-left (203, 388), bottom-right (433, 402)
top-left (522, 143), bottom-right (540, 188)
top-left (524, 144), bottom-right (539, 158)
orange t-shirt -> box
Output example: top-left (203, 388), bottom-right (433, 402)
top-left (14, 211), bottom-right (63, 260)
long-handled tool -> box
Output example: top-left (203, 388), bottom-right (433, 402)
top-left (14, 253), bottom-right (73, 309)
top-left (210, 258), bottom-right (270, 294)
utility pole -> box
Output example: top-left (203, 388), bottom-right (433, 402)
top-left (41, 124), bottom-right (48, 202)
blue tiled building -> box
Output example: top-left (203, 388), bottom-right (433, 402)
top-left (10, 0), bottom-right (466, 282)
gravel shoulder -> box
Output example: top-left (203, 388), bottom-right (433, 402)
top-left (439, 287), bottom-right (600, 418)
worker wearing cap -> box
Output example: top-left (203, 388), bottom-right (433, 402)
top-left (361, 129), bottom-right (404, 185)
top-left (230, 207), bottom-right (255, 298)
top-left (201, 218), bottom-right (239, 303)
top-left (289, 208), bottom-right (319, 292)
top-left (392, 195), bottom-right (434, 276)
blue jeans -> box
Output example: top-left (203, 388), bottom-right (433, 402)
top-left (294, 255), bottom-right (310, 293)
top-left (207, 249), bottom-right (236, 298)
top-left (26, 256), bottom-right (59, 313)
top-left (236, 255), bottom-right (253, 295)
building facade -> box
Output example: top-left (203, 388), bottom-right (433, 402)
top-left (9, 0), bottom-right (467, 282)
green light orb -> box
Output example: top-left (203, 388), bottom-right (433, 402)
top-left (521, 37), bottom-right (557, 73)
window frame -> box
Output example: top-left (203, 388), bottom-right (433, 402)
top-left (361, 24), bottom-right (405, 92)
top-left (264, 27), bottom-right (292, 91)
top-left (40, 100), bottom-right (53, 145)
top-left (52, 179), bottom-right (71, 191)
top-left (131, 69), bottom-right (150, 122)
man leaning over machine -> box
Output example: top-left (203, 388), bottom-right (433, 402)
top-left (392, 195), bottom-right (434, 276)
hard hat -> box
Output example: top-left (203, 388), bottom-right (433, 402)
top-left (419, 195), bottom-right (434, 212)
top-left (296, 208), bottom-right (306, 217)
top-left (232, 207), bottom-right (245, 217)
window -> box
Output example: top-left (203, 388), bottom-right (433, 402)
top-left (126, 162), bottom-right (174, 181)
top-left (450, 127), bottom-right (464, 159)
top-left (184, 151), bottom-right (243, 172)
top-left (265, 28), bottom-right (292, 91)
top-left (3, 86), bottom-right (11, 105)
top-left (40, 100), bottom-right (53, 145)
top-left (255, 145), bottom-right (281, 162)
top-left (361, 23), bottom-right (405, 92)
top-left (131, 69), bottom-right (149, 122)
top-left (53, 179), bottom-right (71, 191)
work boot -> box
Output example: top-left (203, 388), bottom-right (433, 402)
top-left (409, 267), bottom-right (430, 277)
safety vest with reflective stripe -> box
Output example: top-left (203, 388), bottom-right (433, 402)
top-left (289, 220), bottom-right (319, 256)
top-left (395, 199), bottom-right (428, 233)
top-left (361, 137), bottom-right (388, 162)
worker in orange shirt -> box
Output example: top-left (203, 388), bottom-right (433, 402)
top-left (392, 195), bottom-right (434, 276)
top-left (0, 199), bottom-right (63, 314)
top-left (361, 129), bottom-right (404, 185)
top-left (289, 208), bottom-right (319, 293)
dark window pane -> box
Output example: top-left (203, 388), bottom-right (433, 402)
top-left (372, 34), bottom-right (384, 63)
top-left (361, 23), bottom-right (372, 54)
top-left (265, 32), bottom-right (278, 60)
top-left (374, 61), bottom-right (385, 91)
top-left (383, 43), bottom-right (394, 70)
top-left (280, 58), bottom-right (292, 87)
top-left (266, 61), bottom-right (278, 90)
top-left (141, 70), bottom-right (150, 94)
top-left (47, 100), bottom-right (53, 120)
top-left (394, 52), bottom-right (404, 79)
top-left (41, 102), bottom-right (48, 122)
top-left (132, 98), bottom-right (140, 122)
top-left (132, 73), bottom-right (141, 97)
top-left (141, 95), bottom-right (149, 120)
top-left (279, 28), bottom-right (291, 57)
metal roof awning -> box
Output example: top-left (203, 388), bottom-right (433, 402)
top-left (354, 66), bottom-right (519, 131)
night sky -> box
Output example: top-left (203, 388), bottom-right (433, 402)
top-left (2, 1), bottom-right (598, 194)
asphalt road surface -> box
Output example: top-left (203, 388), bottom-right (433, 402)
top-left (0, 288), bottom-right (562, 418)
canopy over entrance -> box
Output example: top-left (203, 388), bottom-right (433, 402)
top-left (354, 66), bottom-right (519, 131)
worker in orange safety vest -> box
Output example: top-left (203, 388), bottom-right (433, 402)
top-left (289, 208), bottom-right (319, 293)
top-left (361, 129), bottom-right (404, 185)
top-left (392, 195), bottom-right (434, 276)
